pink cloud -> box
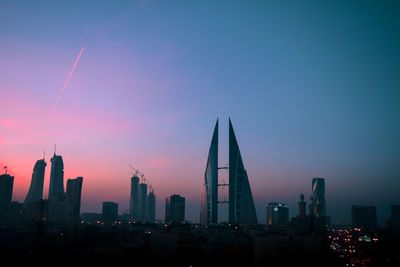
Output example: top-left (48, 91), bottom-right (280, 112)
top-left (151, 157), bottom-right (176, 169)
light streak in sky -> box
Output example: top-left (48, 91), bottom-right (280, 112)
top-left (46, 47), bottom-right (85, 125)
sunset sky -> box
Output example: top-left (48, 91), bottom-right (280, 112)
top-left (1, 1), bottom-right (399, 224)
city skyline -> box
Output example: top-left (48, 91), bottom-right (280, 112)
top-left (1, 1), bottom-right (400, 224)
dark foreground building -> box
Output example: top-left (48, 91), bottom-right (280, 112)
top-left (165, 194), bottom-right (185, 224)
top-left (351, 205), bottom-right (377, 231)
top-left (0, 173), bottom-right (14, 222)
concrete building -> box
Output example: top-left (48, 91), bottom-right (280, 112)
top-left (102, 202), bottom-right (118, 224)
top-left (0, 174), bottom-right (14, 222)
top-left (138, 183), bottom-right (147, 222)
top-left (129, 175), bottom-right (140, 220)
top-left (266, 202), bottom-right (289, 232)
top-left (147, 191), bottom-right (156, 223)
top-left (165, 194), bottom-right (185, 224)
top-left (65, 177), bottom-right (83, 223)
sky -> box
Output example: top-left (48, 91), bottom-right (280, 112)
top-left (1, 0), bottom-right (399, 224)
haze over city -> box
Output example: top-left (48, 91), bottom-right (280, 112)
top-left (1, 0), bottom-right (399, 225)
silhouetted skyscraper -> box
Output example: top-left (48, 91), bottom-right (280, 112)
top-left (298, 193), bottom-right (306, 217)
top-left (49, 153), bottom-right (64, 200)
top-left (129, 175), bottom-right (140, 220)
top-left (47, 152), bottom-right (66, 224)
top-left (351, 205), bottom-right (377, 231)
top-left (165, 194), bottom-right (185, 224)
top-left (65, 177), bottom-right (83, 223)
top-left (200, 119), bottom-right (218, 224)
top-left (312, 178), bottom-right (326, 217)
top-left (0, 174), bottom-right (14, 221)
top-left (147, 191), bottom-right (156, 223)
top-left (102, 202), bottom-right (118, 224)
top-left (138, 183), bottom-right (147, 222)
top-left (24, 159), bottom-right (46, 208)
top-left (229, 118), bottom-right (258, 224)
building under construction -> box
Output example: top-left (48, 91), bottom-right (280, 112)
top-left (129, 167), bottom-right (156, 223)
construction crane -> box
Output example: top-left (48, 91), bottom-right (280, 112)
top-left (129, 164), bottom-right (140, 176)
top-left (129, 164), bottom-right (148, 184)
top-left (140, 173), bottom-right (146, 184)
top-left (149, 184), bottom-right (155, 194)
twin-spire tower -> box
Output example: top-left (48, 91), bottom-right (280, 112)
top-left (200, 118), bottom-right (258, 225)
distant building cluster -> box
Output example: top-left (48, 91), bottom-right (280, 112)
top-left (1, 119), bottom-right (399, 235)
top-left (128, 169), bottom-right (156, 223)
top-left (0, 151), bottom-right (83, 225)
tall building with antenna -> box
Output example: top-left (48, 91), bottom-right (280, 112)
top-left (48, 149), bottom-right (64, 200)
top-left (24, 158), bottom-right (46, 208)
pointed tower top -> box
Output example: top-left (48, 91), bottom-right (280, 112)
top-left (229, 117), bottom-right (238, 145)
top-left (54, 144), bottom-right (56, 156)
top-left (211, 119), bottom-right (218, 145)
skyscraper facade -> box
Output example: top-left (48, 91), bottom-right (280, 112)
top-left (229, 119), bottom-right (258, 224)
top-left (200, 119), bottom-right (218, 224)
top-left (312, 178), bottom-right (326, 217)
top-left (24, 159), bottom-right (46, 208)
top-left (102, 201), bottom-right (118, 224)
top-left (0, 174), bottom-right (14, 221)
top-left (147, 191), bottom-right (156, 223)
top-left (138, 183), bottom-right (147, 222)
top-left (48, 153), bottom-right (64, 200)
top-left (65, 177), bottom-right (83, 223)
top-left (165, 194), bottom-right (185, 224)
top-left (129, 175), bottom-right (140, 220)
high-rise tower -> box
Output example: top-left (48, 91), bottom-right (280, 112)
top-left (165, 194), bottom-right (185, 224)
top-left (229, 118), bottom-right (258, 224)
top-left (24, 159), bottom-right (46, 207)
top-left (200, 119), bottom-right (258, 225)
top-left (48, 153), bottom-right (64, 200)
top-left (200, 119), bottom-right (218, 224)
top-left (147, 191), bottom-right (156, 223)
top-left (0, 174), bottom-right (14, 221)
top-left (129, 175), bottom-right (140, 220)
top-left (312, 178), bottom-right (326, 217)
top-left (65, 177), bottom-right (83, 223)
top-left (138, 183), bottom-right (147, 222)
